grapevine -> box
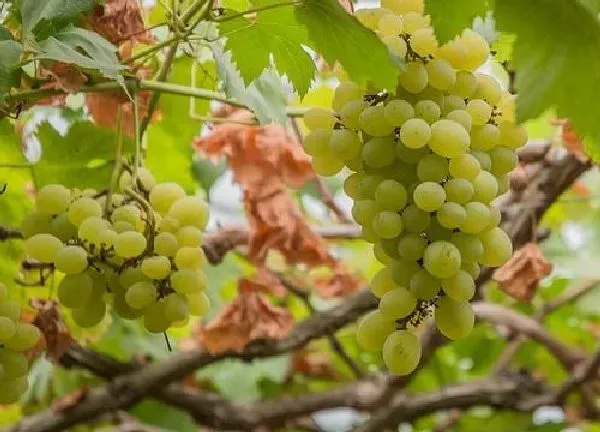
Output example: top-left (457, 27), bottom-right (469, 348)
top-left (303, 0), bottom-right (527, 375)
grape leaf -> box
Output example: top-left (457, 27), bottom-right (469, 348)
top-left (425, 0), bottom-right (492, 44)
top-left (20, 0), bottom-right (95, 39)
top-left (0, 25), bottom-right (12, 41)
top-left (295, 0), bottom-right (398, 90)
top-left (494, 0), bottom-right (600, 143)
top-left (0, 40), bottom-right (22, 92)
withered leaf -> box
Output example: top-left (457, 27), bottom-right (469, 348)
top-left (40, 62), bottom-right (88, 93)
top-left (89, 0), bottom-right (154, 45)
top-left (291, 348), bottom-right (340, 380)
top-left (27, 299), bottom-right (74, 362)
top-left (314, 263), bottom-right (363, 298)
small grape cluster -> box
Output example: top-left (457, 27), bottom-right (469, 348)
top-left (0, 283), bottom-right (40, 403)
top-left (302, 0), bottom-right (527, 375)
top-left (20, 167), bottom-right (211, 333)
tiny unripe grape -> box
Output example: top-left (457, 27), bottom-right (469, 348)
top-left (54, 245), bottom-right (88, 274)
top-left (423, 241), bottom-right (461, 279)
top-left (356, 310), bottom-right (395, 352)
top-left (25, 233), bottom-right (63, 263)
top-left (114, 231), bottom-right (147, 258)
top-left (36, 184), bottom-right (70, 215)
top-left (382, 330), bottom-right (421, 375)
top-left (435, 296), bottom-right (474, 340)
top-left (141, 256), bottom-right (171, 280)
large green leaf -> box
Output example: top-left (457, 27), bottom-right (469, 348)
top-left (20, 0), bottom-right (95, 39)
top-left (0, 40), bottom-right (22, 93)
top-left (425, 0), bottom-right (492, 43)
top-left (130, 400), bottom-right (196, 432)
top-left (296, 0), bottom-right (399, 90)
top-left (495, 0), bottom-right (600, 144)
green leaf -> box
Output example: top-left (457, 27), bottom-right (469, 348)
top-left (425, 0), bottom-right (492, 43)
top-left (0, 40), bottom-right (22, 92)
top-left (223, 0), bottom-right (251, 11)
top-left (219, 4), bottom-right (316, 96)
top-left (495, 0), bottom-right (600, 143)
top-left (20, 0), bottom-right (95, 39)
top-left (295, 0), bottom-right (398, 90)
top-left (0, 25), bottom-right (13, 41)
top-left (130, 400), bottom-right (196, 432)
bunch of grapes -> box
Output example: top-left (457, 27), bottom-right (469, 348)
top-left (0, 283), bottom-right (40, 403)
top-left (302, 0), bottom-right (527, 375)
top-left (20, 167), bottom-right (211, 333)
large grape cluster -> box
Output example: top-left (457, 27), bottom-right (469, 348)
top-left (302, 0), bottom-right (527, 375)
top-left (0, 283), bottom-right (40, 403)
top-left (20, 168), bottom-right (211, 333)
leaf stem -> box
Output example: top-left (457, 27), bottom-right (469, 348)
top-left (106, 107), bottom-right (124, 216)
top-left (214, 0), bottom-right (301, 23)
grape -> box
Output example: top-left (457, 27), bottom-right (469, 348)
top-left (370, 268), bottom-right (397, 297)
top-left (460, 29), bottom-right (490, 71)
top-left (384, 99), bottom-right (414, 127)
top-left (304, 107), bottom-right (336, 130)
top-left (141, 256), bottom-right (171, 280)
top-left (188, 292), bottom-right (211, 316)
top-left (68, 197), bottom-right (102, 226)
top-left (436, 202), bottom-right (466, 229)
top-left (452, 70), bottom-right (477, 98)
top-left (443, 178), bottom-right (474, 204)
top-left (164, 293), bottom-right (188, 322)
top-left (312, 156), bottom-right (345, 176)
top-left (25, 233), bottom-right (63, 263)
top-left (176, 226), bottom-right (203, 248)
top-left (425, 59), bottom-right (456, 91)
top-left (437, 38), bottom-right (468, 70)
top-left (417, 153), bottom-right (448, 183)
top-left (113, 291), bottom-right (144, 320)
top-left (403, 12), bottom-right (430, 33)
top-left (398, 62), bottom-right (428, 94)
top-left (352, 200), bottom-right (378, 226)
top-left (143, 301), bottom-right (170, 333)
top-left (356, 310), bottom-right (395, 351)
top-left (0, 317), bottom-right (16, 342)
top-left (445, 110), bottom-right (472, 132)
top-left (410, 27), bottom-right (437, 56)
top-left (168, 197), bottom-right (209, 230)
top-left (472, 150), bottom-right (492, 171)
top-left (20, 212), bottom-right (53, 239)
top-left (462, 261), bottom-right (480, 279)
top-left (498, 123), bottom-right (528, 149)
top-left (355, 8), bottom-right (392, 29)
top-left (448, 154), bottom-right (480, 180)
top-left (362, 136), bottom-right (396, 168)
top-left (471, 124), bottom-right (500, 151)
top-left (149, 182), bottom-right (187, 215)
top-left (359, 106), bottom-right (395, 137)
top-left (496, 174), bottom-right (510, 195)
top-left (333, 82), bottom-right (364, 112)
top-left (389, 258), bottom-right (420, 286)
top-left (400, 118), bottom-right (430, 149)
top-left (435, 296), bottom-right (474, 340)
top-left (380, 288), bottom-right (417, 321)
top-left (413, 182), bottom-right (445, 212)
top-left (428, 119), bottom-right (469, 158)
top-left (397, 234), bottom-right (427, 261)
top-left (343, 173), bottom-right (363, 198)
top-left (395, 142), bottom-right (429, 164)
top-left (78, 216), bottom-right (111, 246)
top-left (382, 330), bottom-right (421, 375)
top-left (0, 301), bottom-right (20, 321)
top-left (375, 180), bottom-right (408, 212)
top-left (410, 268), bottom-right (441, 299)
top-left (54, 245), bottom-right (88, 275)
top-left (329, 129), bottom-right (361, 160)
top-left (58, 272), bottom-right (93, 308)
top-left (450, 232), bottom-right (483, 262)
top-left (111, 205), bottom-right (142, 226)
top-left (357, 175), bottom-right (384, 200)
top-left (466, 99), bottom-right (492, 126)
top-left (114, 231), bottom-right (147, 258)
top-left (120, 167), bottom-right (156, 192)
top-left (418, 86), bottom-right (444, 106)
top-left (402, 205), bottom-right (431, 233)
top-left (415, 100), bottom-right (441, 124)
top-left (373, 212), bottom-right (404, 239)
top-left (4, 323), bottom-right (40, 352)
top-left (487, 206), bottom-right (502, 230)
top-left (380, 237), bottom-right (402, 260)
top-left (474, 73), bottom-right (502, 105)
top-left (374, 242), bottom-right (395, 264)
top-left (72, 300), bottom-right (106, 328)
top-left (479, 227), bottom-right (513, 266)
top-left (423, 241), bottom-right (461, 278)
top-left (382, 0), bottom-right (424, 14)
top-left (471, 171), bottom-right (498, 204)
top-left (0, 351), bottom-right (28, 377)
top-left (113, 221), bottom-right (136, 233)
top-left (383, 35), bottom-right (408, 57)
top-left (378, 14), bottom-right (404, 35)
top-left (441, 270), bottom-right (475, 301)
top-left (175, 247), bottom-right (206, 269)
top-left (154, 232), bottom-right (179, 257)
top-left (461, 202), bottom-right (490, 234)
top-left (171, 269), bottom-right (205, 294)
top-left (489, 146), bottom-right (518, 176)
top-left (340, 100), bottom-right (367, 130)
top-left (36, 184), bottom-right (70, 215)
top-left (97, 229), bottom-right (118, 249)
top-left (125, 281), bottom-right (157, 309)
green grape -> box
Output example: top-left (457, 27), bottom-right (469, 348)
top-left (448, 154), bottom-right (480, 180)
top-left (171, 269), bottom-right (205, 294)
top-left (141, 256), bottom-right (171, 280)
top-left (97, 229), bottom-right (117, 249)
top-left (428, 119), bottom-right (469, 158)
top-left (72, 300), bottom-right (106, 328)
top-left (36, 184), bottom-right (70, 215)
top-left (372, 212), bottom-right (404, 239)
top-left (498, 123), bottom-right (528, 149)
top-left (425, 58), bottom-right (456, 91)
top-left (356, 310), bottom-right (395, 352)
top-left (378, 13), bottom-right (404, 35)
top-left (382, 35), bottom-right (408, 57)
top-left (362, 225), bottom-right (379, 243)
top-left (329, 129), bottom-right (361, 160)
top-left (78, 216), bottom-right (111, 246)
top-left (398, 62), bottom-right (428, 94)
top-left (357, 175), bottom-right (383, 200)
top-left (68, 197), bottom-right (102, 226)
top-left (443, 178), bottom-right (474, 204)
top-left (471, 150), bottom-right (492, 171)
top-left (426, 218), bottom-right (453, 242)
top-left (370, 268), bottom-right (397, 297)
top-left (113, 291), bottom-right (144, 320)
top-left (436, 202), bottom-right (466, 229)
top-left (410, 27), bottom-right (437, 56)
top-left (0, 377), bottom-right (27, 404)
top-left (489, 146), bottom-right (517, 176)
top-left (380, 237), bottom-right (402, 260)
top-left (442, 95), bottom-right (466, 116)
top-left (175, 247), bottom-right (206, 269)
top-left (474, 73), bottom-right (502, 105)
top-left (176, 226), bottom-right (203, 248)
top-left (125, 281), bottom-right (157, 309)
top-left (0, 317), bottom-right (16, 342)
top-left (111, 205), bottom-right (142, 226)
top-left (154, 232), bottom-right (179, 257)
top-left (384, 99), bottom-right (415, 127)
top-left (114, 231), bottom-right (147, 258)
top-left (112, 220), bottom-right (136, 233)
top-left (397, 234), bottom-right (427, 261)
top-left (402, 205), bottom-right (431, 233)
top-left (304, 107), bottom-right (336, 130)
top-left (379, 288), bottom-right (417, 320)
top-left (359, 106), bottom-right (395, 137)
top-left (188, 292), bottom-right (210, 316)
top-left (333, 82), bottom-right (364, 112)
top-left (462, 261), bottom-right (480, 279)
top-left (393, 161), bottom-right (419, 185)
top-left (143, 301), bottom-right (170, 333)
top-left (472, 171), bottom-right (498, 204)
top-left (413, 182), bottom-right (445, 212)
top-left (405, 11), bottom-right (430, 32)
top-left (389, 258), bottom-right (420, 287)
top-left (118, 267), bottom-right (147, 289)
top-left (451, 70), bottom-right (477, 98)
top-left (54, 245), bottom-right (88, 275)
top-left (4, 323), bottom-right (40, 352)
top-left (441, 270), bottom-right (475, 301)
top-left (418, 86), bottom-right (444, 106)
top-left (58, 272), bottom-right (93, 308)
top-left (383, 0), bottom-right (424, 14)
top-left (362, 136), bottom-right (396, 168)
top-left (343, 173), bottom-right (363, 198)
top-left (312, 156), bottom-right (345, 176)
top-left (487, 205), bottom-right (502, 230)
top-left (466, 99), bottom-right (492, 126)
top-left (410, 268), bottom-right (441, 299)
top-left (400, 118), bottom-right (430, 149)
top-left (382, 330), bottom-right (421, 375)
top-left (373, 243), bottom-right (395, 265)
top-left (20, 212), bottom-right (53, 239)
top-left (164, 293), bottom-right (188, 322)
top-left (415, 100), bottom-right (441, 124)
top-left (445, 110), bottom-right (472, 133)
top-left (417, 153), bottom-right (448, 183)
top-left (437, 37), bottom-right (468, 70)
top-left (435, 296), bottom-right (474, 340)
top-left (460, 29), bottom-right (490, 71)
top-left (340, 99), bottom-right (367, 130)
top-left (149, 182), bottom-right (186, 214)
top-left (120, 167), bottom-right (156, 192)
top-left (423, 241), bottom-right (461, 279)
top-left (479, 227), bottom-right (513, 267)
top-left (496, 173), bottom-right (510, 195)
top-left (395, 142), bottom-right (429, 164)
top-left (374, 181), bottom-right (406, 213)
top-left (450, 232), bottom-right (483, 262)
top-left (25, 233), bottom-right (63, 263)
top-left (168, 197), bottom-right (209, 230)
top-left (0, 351), bottom-right (28, 377)
top-left (0, 301), bottom-right (20, 321)
top-left (460, 202), bottom-right (490, 234)
top-left (471, 124), bottom-right (499, 151)
top-left (355, 7), bottom-right (392, 28)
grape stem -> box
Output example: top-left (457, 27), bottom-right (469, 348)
top-left (106, 107), bottom-right (125, 217)
top-left (124, 187), bottom-right (156, 254)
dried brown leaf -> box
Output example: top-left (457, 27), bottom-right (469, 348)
top-left (291, 349), bottom-right (340, 380)
top-left (494, 242), bottom-right (552, 302)
top-left (27, 299), bottom-right (74, 362)
top-left (89, 0), bottom-right (154, 45)
top-left (314, 263), bottom-right (363, 298)
top-left (40, 62), bottom-right (88, 93)
top-left (52, 388), bottom-right (88, 412)
top-left (571, 179), bottom-right (591, 198)
top-left (554, 118), bottom-right (589, 162)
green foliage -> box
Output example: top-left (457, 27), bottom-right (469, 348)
top-left (0, 40), bottom-right (22, 92)
top-left (131, 400), bottom-right (197, 432)
top-left (425, 0), bottom-right (492, 43)
top-left (19, 0), bottom-right (95, 40)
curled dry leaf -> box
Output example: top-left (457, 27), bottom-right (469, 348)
top-left (291, 348), bottom-right (340, 380)
top-left (251, 266), bottom-right (288, 297)
top-left (52, 388), bottom-right (88, 412)
top-left (26, 299), bottom-right (75, 362)
top-left (552, 118), bottom-right (589, 162)
top-left (89, 0), bottom-right (154, 45)
top-left (40, 62), bottom-right (88, 93)
top-left (571, 179), bottom-right (591, 198)
top-left (314, 263), bottom-right (363, 298)
top-left (494, 242), bottom-right (552, 302)
top-left (197, 280), bottom-right (294, 354)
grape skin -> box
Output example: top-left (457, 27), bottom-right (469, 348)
top-left (382, 330), bottom-right (421, 375)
